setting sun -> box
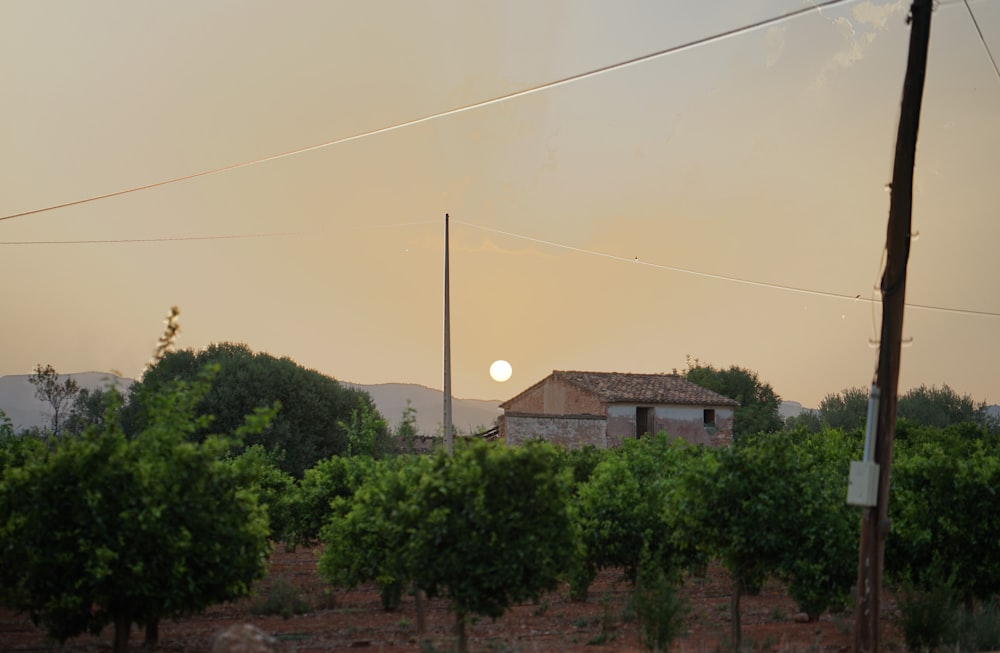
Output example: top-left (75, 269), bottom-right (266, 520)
top-left (489, 360), bottom-right (512, 383)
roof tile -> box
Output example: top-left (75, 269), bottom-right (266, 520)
top-left (553, 370), bottom-right (739, 407)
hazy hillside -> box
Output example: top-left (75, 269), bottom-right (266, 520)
top-left (0, 372), bottom-right (132, 431)
top-left (345, 382), bottom-right (502, 436)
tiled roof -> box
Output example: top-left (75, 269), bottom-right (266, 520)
top-left (553, 371), bottom-right (739, 407)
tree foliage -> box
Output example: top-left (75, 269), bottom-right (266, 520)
top-left (122, 343), bottom-right (386, 476)
top-left (27, 363), bottom-right (80, 436)
top-left (292, 454), bottom-right (375, 548)
top-left (341, 402), bottom-right (396, 458)
top-left (571, 434), bottom-right (705, 597)
top-left (819, 385), bottom-right (870, 432)
top-left (897, 384), bottom-right (993, 430)
top-left (684, 361), bottom-right (783, 437)
top-left (686, 429), bottom-right (858, 649)
top-left (320, 440), bottom-right (574, 652)
top-left (64, 385), bottom-right (125, 437)
top-left (0, 370), bottom-right (273, 653)
top-left (887, 425), bottom-right (1000, 604)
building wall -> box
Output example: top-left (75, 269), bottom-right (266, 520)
top-left (503, 377), bottom-right (604, 415)
top-left (606, 404), bottom-right (734, 447)
top-left (501, 413), bottom-right (607, 449)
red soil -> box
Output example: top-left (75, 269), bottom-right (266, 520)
top-left (1, 547), bottom-right (901, 652)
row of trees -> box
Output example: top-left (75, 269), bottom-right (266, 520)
top-left (679, 356), bottom-right (996, 437)
top-left (6, 412), bottom-right (998, 652)
top-left (311, 423), bottom-right (1000, 652)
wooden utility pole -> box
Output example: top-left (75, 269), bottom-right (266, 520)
top-left (443, 213), bottom-right (454, 456)
top-left (853, 2), bottom-right (932, 651)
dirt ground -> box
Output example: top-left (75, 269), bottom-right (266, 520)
top-left (1, 547), bottom-right (901, 652)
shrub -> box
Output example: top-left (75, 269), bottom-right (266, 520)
top-left (634, 550), bottom-right (688, 653)
top-left (894, 579), bottom-right (961, 653)
top-left (251, 573), bottom-right (310, 619)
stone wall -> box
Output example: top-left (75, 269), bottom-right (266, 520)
top-left (501, 413), bottom-right (607, 449)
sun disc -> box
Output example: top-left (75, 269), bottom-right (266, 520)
top-left (490, 359), bottom-right (513, 382)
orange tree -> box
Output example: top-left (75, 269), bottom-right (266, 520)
top-left (888, 424), bottom-right (1000, 604)
top-left (291, 453), bottom-right (376, 548)
top-left (320, 439), bottom-right (574, 653)
top-left (0, 371), bottom-right (273, 653)
top-left (685, 429), bottom-right (858, 651)
top-left (569, 433), bottom-right (708, 598)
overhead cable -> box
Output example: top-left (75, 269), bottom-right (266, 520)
top-left (455, 220), bottom-right (1000, 319)
top-left (0, 0), bottom-right (857, 223)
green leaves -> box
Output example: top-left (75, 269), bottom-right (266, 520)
top-left (689, 430), bottom-right (858, 620)
top-left (888, 425), bottom-right (1000, 603)
top-left (0, 371), bottom-right (273, 651)
top-left (123, 343), bottom-right (388, 477)
top-left (319, 440), bottom-right (574, 622)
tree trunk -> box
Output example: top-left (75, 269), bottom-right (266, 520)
top-left (730, 575), bottom-right (742, 653)
top-left (144, 617), bottom-right (159, 648)
top-left (113, 611), bottom-right (132, 653)
top-left (455, 609), bottom-right (468, 653)
top-left (415, 588), bottom-right (427, 635)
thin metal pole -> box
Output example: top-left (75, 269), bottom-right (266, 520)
top-left (443, 213), bottom-right (454, 455)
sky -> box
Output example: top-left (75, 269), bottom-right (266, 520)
top-left (2, 0), bottom-right (999, 411)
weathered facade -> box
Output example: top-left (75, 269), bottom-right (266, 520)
top-left (500, 371), bottom-right (737, 448)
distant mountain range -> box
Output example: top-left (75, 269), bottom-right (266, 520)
top-left (342, 383), bottom-right (502, 436)
top-left (0, 373), bottom-right (501, 436)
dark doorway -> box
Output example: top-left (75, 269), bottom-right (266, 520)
top-left (636, 407), bottom-right (654, 438)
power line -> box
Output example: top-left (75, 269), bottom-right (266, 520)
top-left (0, 219), bottom-right (439, 245)
top-left (963, 0), bottom-right (1000, 85)
top-left (0, 0), bottom-right (858, 224)
top-left (455, 220), bottom-right (1000, 319)
top-left (0, 233), bottom-right (301, 245)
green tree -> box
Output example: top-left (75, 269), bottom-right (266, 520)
top-left (64, 385), bottom-right (125, 436)
top-left (684, 361), bottom-right (782, 436)
top-left (122, 343), bottom-right (385, 476)
top-left (783, 410), bottom-right (823, 433)
top-left (0, 370), bottom-right (273, 653)
top-left (27, 364), bottom-right (80, 436)
top-left (774, 428), bottom-right (858, 620)
top-left (0, 409), bottom-right (14, 442)
top-left (321, 440), bottom-right (574, 653)
top-left (292, 454), bottom-right (375, 548)
top-left (319, 456), bottom-right (427, 611)
top-left (819, 385), bottom-right (870, 431)
top-left (685, 429), bottom-right (857, 650)
top-left (0, 410), bottom-right (45, 473)
top-left (571, 434), bottom-right (705, 598)
top-left (341, 402), bottom-right (395, 458)
top-left (888, 426), bottom-right (1000, 605)
top-left (233, 445), bottom-right (299, 546)
top-left (897, 384), bottom-right (990, 429)
top-left (395, 401), bottom-right (420, 452)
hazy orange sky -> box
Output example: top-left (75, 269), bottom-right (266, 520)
top-left (2, 1), bottom-right (998, 411)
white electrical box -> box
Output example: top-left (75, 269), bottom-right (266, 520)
top-left (847, 460), bottom-right (880, 507)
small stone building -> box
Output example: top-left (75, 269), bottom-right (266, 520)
top-left (499, 370), bottom-right (738, 448)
